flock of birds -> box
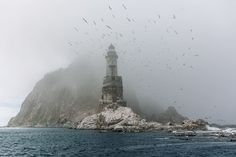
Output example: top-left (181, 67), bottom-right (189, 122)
top-left (68, 3), bottom-right (199, 70)
top-left (64, 3), bottom-right (221, 122)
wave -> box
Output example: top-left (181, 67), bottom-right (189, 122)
top-left (206, 125), bottom-right (221, 131)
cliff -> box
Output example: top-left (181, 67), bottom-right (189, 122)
top-left (8, 60), bottom-right (141, 127)
top-left (8, 60), bottom-right (187, 128)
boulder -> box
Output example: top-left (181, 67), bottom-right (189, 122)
top-left (182, 119), bottom-right (208, 131)
top-left (77, 104), bottom-right (162, 132)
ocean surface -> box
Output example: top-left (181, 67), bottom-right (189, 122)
top-left (0, 128), bottom-right (236, 157)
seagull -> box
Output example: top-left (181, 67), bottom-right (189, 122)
top-left (74, 27), bottom-right (79, 32)
top-left (82, 18), bottom-right (88, 24)
top-left (68, 42), bottom-right (73, 46)
top-left (126, 17), bottom-right (131, 22)
top-left (122, 4), bottom-right (127, 10)
top-left (109, 6), bottom-right (112, 10)
top-left (106, 25), bottom-right (112, 30)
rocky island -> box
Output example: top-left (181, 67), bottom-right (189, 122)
top-left (8, 44), bottom-right (209, 133)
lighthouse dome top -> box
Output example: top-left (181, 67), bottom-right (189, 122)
top-left (108, 44), bottom-right (115, 50)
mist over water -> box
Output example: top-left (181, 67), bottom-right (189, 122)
top-left (1, 0), bottom-right (236, 126)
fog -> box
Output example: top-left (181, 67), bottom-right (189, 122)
top-left (1, 0), bottom-right (236, 126)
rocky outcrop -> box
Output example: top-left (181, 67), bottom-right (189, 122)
top-left (7, 59), bottom-right (198, 130)
top-left (182, 119), bottom-right (208, 131)
top-left (149, 106), bottom-right (188, 124)
top-left (8, 60), bottom-right (141, 127)
top-left (77, 104), bottom-right (163, 132)
top-left (76, 104), bottom-right (209, 132)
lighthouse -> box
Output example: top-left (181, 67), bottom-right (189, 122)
top-left (106, 44), bottom-right (118, 77)
top-left (98, 44), bottom-right (126, 111)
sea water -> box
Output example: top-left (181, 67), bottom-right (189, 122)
top-left (0, 128), bottom-right (236, 157)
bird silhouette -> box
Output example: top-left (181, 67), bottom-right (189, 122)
top-left (74, 27), bottom-right (79, 32)
top-left (126, 17), bottom-right (131, 22)
top-left (82, 18), bottom-right (88, 24)
top-left (122, 4), bottom-right (127, 10)
top-left (106, 25), bottom-right (112, 30)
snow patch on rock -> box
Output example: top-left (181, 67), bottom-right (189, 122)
top-left (77, 104), bottom-right (162, 132)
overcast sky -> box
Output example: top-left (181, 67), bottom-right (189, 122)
top-left (0, 0), bottom-right (236, 126)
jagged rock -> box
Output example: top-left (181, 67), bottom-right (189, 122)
top-left (182, 119), bottom-right (208, 131)
top-left (7, 60), bottom-right (141, 127)
top-left (77, 104), bottom-right (162, 132)
top-left (150, 106), bottom-right (188, 124)
top-left (7, 47), bottom-right (197, 131)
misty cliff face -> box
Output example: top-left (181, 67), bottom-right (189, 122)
top-left (8, 58), bottom-right (187, 127)
top-left (8, 61), bottom-right (99, 127)
top-left (146, 106), bottom-right (187, 124)
top-left (8, 59), bottom-right (141, 127)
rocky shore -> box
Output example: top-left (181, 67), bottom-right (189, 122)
top-left (76, 103), bottom-right (208, 133)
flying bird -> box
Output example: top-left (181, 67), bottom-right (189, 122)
top-left (126, 17), bottom-right (131, 22)
top-left (74, 27), bottom-right (79, 32)
top-left (68, 42), bottom-right (73, 46)
top-left (122, 4), bottom-right (127, 10)
top-left (106, 25), bottom-right (112, 30)
top-left (82, 18), bottom-right (88, 24)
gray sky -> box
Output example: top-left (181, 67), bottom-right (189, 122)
top-left (0, 0), bottom-right (236, 126)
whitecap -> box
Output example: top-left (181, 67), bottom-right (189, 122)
top-left (206, 125), bottom-right (221, 131)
